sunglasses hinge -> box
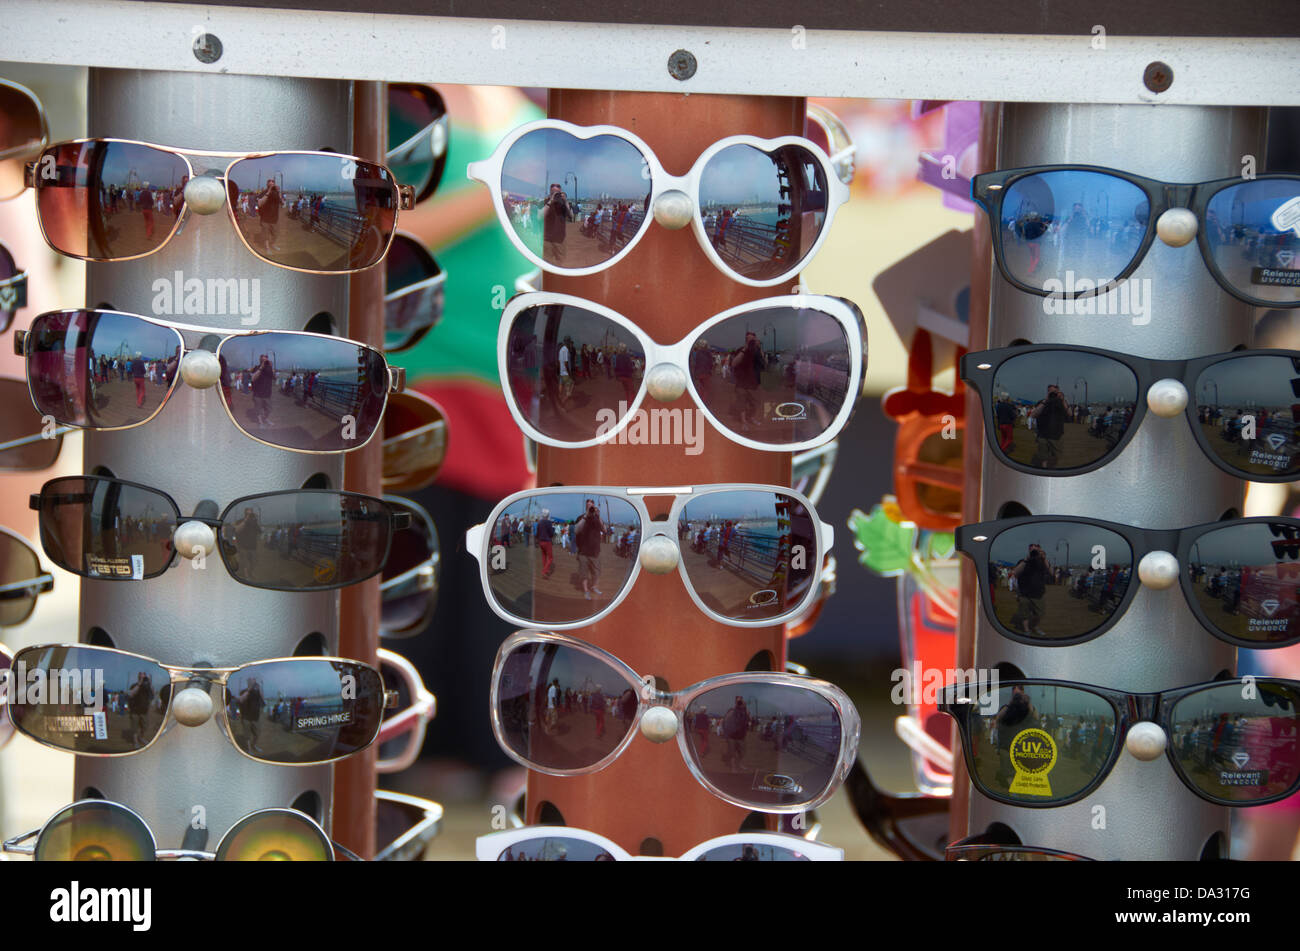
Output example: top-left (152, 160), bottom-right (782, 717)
top-left (12, 331), bottom-right (25, 356)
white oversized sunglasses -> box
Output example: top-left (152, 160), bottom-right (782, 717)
top-left (477, 826), bottom-right (842, 861)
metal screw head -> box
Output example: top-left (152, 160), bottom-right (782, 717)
top-left (193, 33), bottom-right (223, 64)
top-left (1143, 61), bottom-right (1173, 93)
top-left (668, 49), bottom-right (697, 81)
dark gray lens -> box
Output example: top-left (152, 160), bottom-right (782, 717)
top-left (495, 836), bottom-right (615, 861)
top-left (1193, 355), bottom-right (1300, 479)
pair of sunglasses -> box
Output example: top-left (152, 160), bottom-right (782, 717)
top-left (31, 475), bottom-right (409, 592)
top-left (469, 119), bottom-right (849, 286)
top-left (468, 485), bottom-right (832, 629)
top-left (966, 344), bottom-right (1300, 481)
top-left (0, 78), bottom-right (49, 200)
top-left (0, 240), bottom-right (27, 329)
top-left (375, 648), bottom-right (436, 774)
top-left (973, 165), bottom-right (1300, 307)
top-left (492, 631), bottom-right (860, 812)
top-left (382, 390), bottom-right (447, 493)
top-left (387, 83), bottom-right (448, 206)
top-left (940, 677), bottom-right (1300, 808)
top-left (0, 525), bottom-right (54, 625)
top-left (380, 495), bottom-right (439, 639)
top-left (0, 378), bottom-right (72, 470)
top-left (384, 233), bottom-right (445, 353)
top-left (27, 139), bottom-right (414, 273)
top-left (4, 800), bottom-right (359, 861)
top-left (16, 310), bottom-right (404, 454)
top-left (959, 515), bottom-right (1300, 648)
top-left (477, 827), bottom-right (841, 861)
top-left (500, 292), bottom-right (865, 453)
top-left (8, 643), bottom-right (393, 765)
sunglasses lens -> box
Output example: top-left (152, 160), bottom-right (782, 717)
top-left (699, 145), bottom-right (831, 282)
top-left (381, 502), bottom-right (437, 636)
top-left (493, 836), bottom-right (616, 861)
top-left (382, 394), bottom-right (447, 492)
top-left (1193, 355), bottom-right (1300, 479)
top-left (11, 645), bottom-right (168, 754)
top-left (684, 683), bottom-right (841, 808)
top-left (28, 310), bottom-right (180, 430)
top-left (35, 142), bottom-right (187, 260)
top-left (1186, 521), bottom-right (1300, 645)
top-left (226, 154), bottom-right (399, 272)
top-left (216, 810), bottom-right (332, 860)
top-left (0, 82), bottom-right (44, 200)
top-left (995, 169), bottom-right (1149, 292)
top-left (34, 801), bottom-right (156, 861)
top-left (485, 493), bottom-right (639, 625)
top-left (0, 377), bottom-right (60, 470)
top-left (986, 522), bottom-right (1131, 641)
top-left (678, 490), bottom-right (817, 622)
top-left (913, 429), bottom-right (964, 516)
top-left (384, 235), bottom-right (443, 351)
top-left (216, 333), bottom-right (388, 452)
top-left (494, 639), bottom-right (635, 771)
top-left (505, 302), bottom-right (645, 443)
top-left (692, 305), bottom-right (853, 446)
top-left (964, 684), bottom-right (1117, 805)
top-left (218, 492), bottom-right (393, 590)
top-left (694, 842), bottom-right (813, 861)
top-left (225, 660), bottom-right (383, 764)
top-left (1170, 681), bottom-right (1300, 803)
top-left (1204, 179), bottom-right (1300, 305)
top-left (388, 85), bottom-right (447, 201)
top-left (0, 528), bottom-right (41, 626)
top-left (990, 350), bottom-right (1137, 471)
top-left (0, 243), bottom-right (18, 331)
top-left (500, 128), bottom-right (650, 271)
top-left (36, 476), bottom-right (177, 579)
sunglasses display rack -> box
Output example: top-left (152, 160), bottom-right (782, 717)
top-left (72, 70), bottom-right (356, 854)
top-left (519, 90), bottom-right (802, 854)
top-left (960, 103), bottom-right (1267, 858)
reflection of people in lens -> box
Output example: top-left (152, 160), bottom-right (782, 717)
top-left (238, 676), bottom-right (265, 754)
top-left (250, 354), bottom-right (274, 425)
top-left (590, 684), bottom-right (605, 738)
top-left (256, 178), bottom-right (281, 252)
top-left (994, 685), bottom-right (1037, 785)
top-left (574, 498), bottom-right (604, 600)
top-left (722, 696), bottom-right (749, 770)
top-left (126, 672), bottom-right (154, 746)
top-left (1009, 543), bottom-right (1051, 636)
top-left (1030, 384), bottom-right (1069, 468)
top-left (543, 183), bottom-right (572, 264)
top-left (234, 507), bottom-right (262, 576)
top-left (693, 706), bottom-right (711, 756)
top-left (735, 844), bottom-right (760, 861)
top-left (535, 508), bottom-right (555, 578)
top-left (730, 332), bottom-right (766, 428)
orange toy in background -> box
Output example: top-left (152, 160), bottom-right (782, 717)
top-left (881, 329), bottom-right (966, 531)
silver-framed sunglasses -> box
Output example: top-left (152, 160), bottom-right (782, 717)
top-left (467, 484), bottom-right (833, 630)
top-left (491, 630), bottom-right (860, 813)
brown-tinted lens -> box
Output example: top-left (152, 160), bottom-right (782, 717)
top-left (382, 392), bottom-right (447, 492)
top-left (35, 141), bottom-right (186, 261)
top-left (36, 476), bottom-right (178, 579)
top-left (226, 154), bottom-right (399, 272)
top-left (0, 377), bottom-right (60, 470)
top-left (914, 429), bottom-right (964, 514)
top-left (224, 659), bottom-right (384, 764)
top-left (0, 81), bottom-right (45, 200)
top-left (33, 802), bottom-right (158, 862)
top-left (216, 809), bottom-right (333, 861)
top-left (0, 528), bottom-right (42, 626)
top-left (218, 491), bottom-right (393, 590)
top-left (216, 332), bottom-right (388, 452)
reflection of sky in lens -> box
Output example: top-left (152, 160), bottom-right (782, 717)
top-left (91, 145), bottom-right (186, 189)
top-left (699, 145), bottom-right (785, 207)
top-left (1003, 171), bottom-right (1148, 230)
top-left (1189, 522), bottom-right (1300, 568)
top-left (500, 493), bottom-right (638, 529)
top-left (502, 131), bottom-right (649, 202)
top-left (1194, 356), bottom-right (1300, 410)
top-left (1207, 180), bottom-right (1300, 236)
top-left (680, 491), bottom-right (803, 525)
top-left (990, 522), bottom-right (1129, 571)
top-left (981, 684), bottom-right (1115, 720)
top-left (220, 334), bottom-right (366, 375)
top-left (993, 352), bottom-right (1136, 406)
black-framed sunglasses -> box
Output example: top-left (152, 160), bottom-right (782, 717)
top-left (963, 344), bottom-right (1300, 481)
top-left (845, 758), bottom-right (949, 861)
top-left (958, 515), bottom-right (1300, 649)
top-left (939, 676), bottom-right (1300, 808)
top-left (31, 475), bottom-right (410, 592)
top-left (972, 165), bottom-right (1300, 308)
top-left (387, 83), bottom-right (448, 206)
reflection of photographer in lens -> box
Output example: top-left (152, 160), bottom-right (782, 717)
top-left (574, 498), bottom-right (604, 601)
top-left (1030, 384), bottom-right (1070, 468)
top-left (730, 331), bottom-right (766, 428)
top-left (543, 183), bottom-right (572, 264)
top-left (126, 671), bottom-right (154, 746)
top-left (238, 676), bottom-right (265, 754)
top-left (1009, 543), bottom-right (1051, 636)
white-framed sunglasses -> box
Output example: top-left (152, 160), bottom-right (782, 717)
top-left (491, 630), bottom-right (860, 813)
top-left (376, 647), bottom-right (436, 774)
top-left (477, 826), bottom-right (842, 861)
top-left (499, 291), bottom-right (865, 453)
top-left (467, 119), bottom-right (850, 287)
top-left (467, 484), bottom-right (833, 630)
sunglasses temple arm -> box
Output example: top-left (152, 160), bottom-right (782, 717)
top-left (820, 522), bottom-right (835, 549)
top-left (1, 829), bottom-right (37, 855)
top-left (0, 428), bottom-right (74, 453)
top-left (465, 524), bottom-right (485, 560)
top-left (0, 574), bottom-right (53, 600)
top-left (895, 714), bottom-right (956, 773)
top-left (387, 367), bottom-right (406, 393)
top-left (332, 840), bottom-right (365, 861)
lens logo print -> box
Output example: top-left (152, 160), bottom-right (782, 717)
top-left (1008, 728), bottom-right (1058, 798)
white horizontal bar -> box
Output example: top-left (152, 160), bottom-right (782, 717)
top-left (2, 0), bottom-right (1298, 105)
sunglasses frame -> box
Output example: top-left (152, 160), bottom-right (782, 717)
top-left (380, 495), bottom-right (439, 637)
top-left (374, 790), bottom-right (443, 861)
top-left (940, 675), bottom-right (1300, 809)
top-left (972, 164), bottom-right (1300, 308)
top-left (845, 757), bottom-right (950, 862)
top-left (384, 232), bottom-right (446, 353)
top-left (476, 825), bottom-right (843, 861)
top-left (0, 524), bottom-right (55, 626)
top-left (10, 643), bottom-right (396, 766)
top-left (382, 391), bottom-right (448, 492)
top-left (0, 242), bottom-right (28, 329)
top-left (375, 647), bottom-right (436, 773)
top-left (945, 836), bottom-right (1092, 861)
top-left (386, 83), bottom-right (449, 205)
top-left (16, 309), bottom-right (405, 454)
top-left (3, 799), bottom-right (361, 860)
top-left (959, 514), bottom-right (1300, 649)
top-left (26, 138), bottom-right (415, 274)
top-left (964, 343), bottom-right (1300, 482)
top-left (31, 475), bottom-right (411, 592)
top-left (0, 77), bottom-right (50, 199)
top-left (468, 483), bottom-right (834, 630)
top-left (491, 631), bottom-right (860, 813)
top-left (499, 291), bottom-right (865, 453)
top-left (792, 439), bottom-right (839, 507)
top-left (468, 119), bottom-right (850, 287)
